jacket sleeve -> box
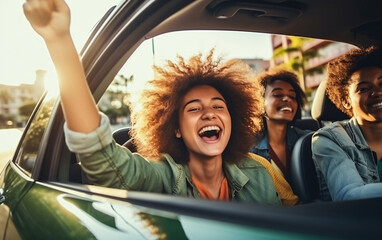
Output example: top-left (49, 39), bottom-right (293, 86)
top-left (64, 113), bottom-right (166, 192)
top-left (312, 128), bottom-right (382, 201)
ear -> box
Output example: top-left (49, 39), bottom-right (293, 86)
top-left (175, 129), bottom-right (182, 138)
top-left (342, 97), bottom-right (351, 110)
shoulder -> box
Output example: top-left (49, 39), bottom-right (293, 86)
top-left (314, 120), bottom-right (349, 137)
top-left (236, 154), bottom-right (267, 169)
top-left (313, 120), bottom-right (356, 147)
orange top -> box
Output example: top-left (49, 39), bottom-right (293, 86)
top-left (192, 176), bottom-right (230, 201)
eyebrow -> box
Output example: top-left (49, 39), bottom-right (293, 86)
top-left (271, 87), bottom-right (296, 93)
top-left (183, 97), bottom-right (226, 109)
top-left (357, 75), bottom-right (382, 85)
top-left (357, 81), bottom-right (369, 85)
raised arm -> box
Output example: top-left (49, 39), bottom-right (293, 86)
top-left (23, 0), bottom-right (100, 133)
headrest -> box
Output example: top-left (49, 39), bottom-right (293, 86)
top-left (311, 80), bottom-right (349, 122)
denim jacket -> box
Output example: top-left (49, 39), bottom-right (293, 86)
top-left (250, 125), bottom-right (308, 162)
top-left (312, 117), bottom-right (382, 201)
top-left (64, 113), bottom-right (281, 205)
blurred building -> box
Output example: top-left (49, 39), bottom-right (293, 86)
top-left (241, 58), bottom-right (270, 74)
top-left (270, 35), bottom-right (355, 89)
top-left (268, 35), bottom-right (356, 116)
top-left (0, 70), bottom-right (45, 127)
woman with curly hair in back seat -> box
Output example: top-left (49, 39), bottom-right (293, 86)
top-left (312, 46), bottom-right (382, 201)
top-left (250, 67), bottom-right (309, 205)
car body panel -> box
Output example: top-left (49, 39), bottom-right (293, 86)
top-left (4, 174), bottom-right (327, 240)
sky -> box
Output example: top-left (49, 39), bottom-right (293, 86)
top-left (0, 0), bottom-right (273, 88)
top-left (0, 0), bottom-right (120, 86)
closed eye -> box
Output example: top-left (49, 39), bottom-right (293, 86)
top-left (357, 87), bottom-right (371, 93)
top-left (213, 105), bottom-right (224, 109)
top-left (188, 107), bottom-right (200, 112)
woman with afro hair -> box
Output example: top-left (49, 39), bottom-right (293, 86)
top-left (312, 46), bottom-right (382, 201)
top-left (24, 0), bottom-right (281, 204)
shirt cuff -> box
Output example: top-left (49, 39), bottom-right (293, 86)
top-left (64, 113), bottom-right (113, 155)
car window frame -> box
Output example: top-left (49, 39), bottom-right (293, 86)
top-left (12, 91), bottom-right (48, 177)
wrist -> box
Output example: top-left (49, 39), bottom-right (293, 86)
top-left (44, 32), bottom-right (73, 46)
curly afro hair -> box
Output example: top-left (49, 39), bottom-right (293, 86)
top-left (130, 49), bottom-right (263, 164)
top-left (326, 46), bottom-right (382, 117)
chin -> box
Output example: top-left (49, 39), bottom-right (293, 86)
top-left (202, 149), bottom-right (224, 157)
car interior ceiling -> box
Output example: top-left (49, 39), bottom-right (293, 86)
top-left (148, 0), bottom-right (382, 48)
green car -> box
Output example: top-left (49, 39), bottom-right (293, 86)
top-left (1, 0), bottom-right (381, 239)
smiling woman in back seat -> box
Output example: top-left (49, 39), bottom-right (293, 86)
top-left (250, 67), bottom-right (308, 205)
top-left (23, 0), bottom-right (281, 204)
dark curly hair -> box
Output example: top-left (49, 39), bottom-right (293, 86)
top-left (130, 49), bottom-right (263, 164)
top-left (326, 46), bottom-right (382, 116)
top-left (256, 67), bottom-right (306, 122)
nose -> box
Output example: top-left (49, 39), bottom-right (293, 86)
top-left (201, 108), bottom-right (216, 120)
top-left (282, 95), bottom-right (292, 102)
top-left (371, 86), bottom-right (382, 97)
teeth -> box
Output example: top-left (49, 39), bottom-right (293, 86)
top-left (280, 107), bottom-right (292, 112)
top-left (371, 102), bottom-right (382, 108)
top-left (198, 126), bottom-right (220, 135)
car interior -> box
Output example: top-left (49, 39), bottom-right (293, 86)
top-left (58, 0), bottom-right (379, 202)
top-left (12, 0), bottom-right (381, 238)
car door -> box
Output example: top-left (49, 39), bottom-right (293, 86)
top-left (0, 90), bottom-right (55, 240)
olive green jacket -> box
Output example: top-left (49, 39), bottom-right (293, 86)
top-left (65, 113), bottom-right (281, 205)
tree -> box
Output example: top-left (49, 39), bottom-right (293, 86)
top-left (0, 89), bottom-right (13, 127)
top-left (19, 101), bottom-right (37, 118)
top-left (272, 36), bottom-right (318, 90)
top-left (0, 89), bottom-right (12, 103)
top-left (102, 74), bottom-right (134, 124)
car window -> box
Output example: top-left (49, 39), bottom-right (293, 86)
top-left (14, 92), bottom-right (57, 177)
top-left (99, 30), bottom-right (355, 133)
top-left (99, 30), bottom-right (276, 129)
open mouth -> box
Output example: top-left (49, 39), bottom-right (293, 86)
top-left (198, 126), bottom-right (221, 141)
top-left (370, 102), bottom-right (382, 109)
top-left (279, 106), bottom-right (293, 112)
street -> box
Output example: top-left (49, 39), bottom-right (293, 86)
top-left (0, 128), bottom-right (23, 170)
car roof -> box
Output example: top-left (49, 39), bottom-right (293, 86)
top-left (82, 0), bottom-right (382, 100)
top-left (146, 0), bottom-right (382, 48)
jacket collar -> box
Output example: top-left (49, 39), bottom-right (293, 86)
top-left (347, 117), bottom-right (370, 149)
top-left (223, 161), bottom-right (249, 192)
top-left (255, 125), bottom-right (303, 151)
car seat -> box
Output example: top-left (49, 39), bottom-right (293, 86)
top-left (311, 79), bottom-right (349, 127)
top-left (112, 126), bottom-right (132, 145)
top-left (294, 117), bottom-right (320, 131)
top-left (290, 80), bottom-right (349, 203)
top-left (112, 126), bottom-right (137, 152)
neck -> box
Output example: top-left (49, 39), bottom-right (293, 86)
top-left (266, 119), bottom-right (288, 145)
top-left (357, 119), bottom-right (382, 141)
top-left (357, 120), bottom-right (382, 160)
top-left (188, 154), bottom-right (224, 184)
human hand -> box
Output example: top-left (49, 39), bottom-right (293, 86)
top-left (23, 0), bottom-right (70, 42)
